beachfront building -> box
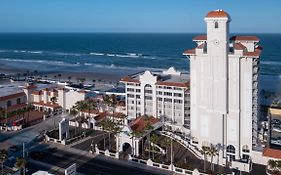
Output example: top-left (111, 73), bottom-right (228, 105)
top-left (0, 84), bottom-right (27, 129)
top-left (120, 67), bottom-right (190, 130)
top-left (184, 10), bottom-right (262, 169)
top-left (24, 84), bottom-right (88, 112)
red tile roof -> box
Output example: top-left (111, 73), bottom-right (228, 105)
top-left (230, 36), bottom-right (259, 42)
top-left (233, 43), bottom-right (246, 50)
top-left (263, 147), bottom-right (281, 159)
top-left (193, 35), bottom-right (207, 41)
top-left (244, 46), bottom-right (262, 57)
top-left (206, 10), bottom-right (230, 18)
top-left (156, 81), bottom-right (189, 88)
top-left (32, 101), bottom-right (61, 108)
top-left (6, 103), bottom-right (27, 112)
top-left (183, 49), bottom-right (195, 55)
top-left (94, 112), bottom-right (107, 121)
top-left (120, 76), bottom-right (140, 83)
top-left (81, 109), bottom-right (99, 114)
top-left (0, 92), bottom-right (25, 102)
top-left (24, 84), bottom-right (37, 89)
top-left (31, 91), bottom-right (42, 95)
top-left (130, 116), bottom-right (159, 132)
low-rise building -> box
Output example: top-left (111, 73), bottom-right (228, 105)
top-left (24, 84), bottom-right (88, 112)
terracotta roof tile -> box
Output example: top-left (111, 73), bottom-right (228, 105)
top-left (206, 10), bottom-right (230, 18)
top-left (263, 147), bottom-right (281, 159)
top-left (230, 36), bottom-right (259, 42)
top-left (193, 35), bottom-right (207, 41)
top-left (244, 46), bottom-right (262, 57)
top-left (233, 43), bottom-right (246, 50)
top-left (183, 49), bottom-right (195, 55)
top-left (120, 76), bottom-right (140, 83)
top-left (130, 116), bottom-right (159, 132)
top-left (0, 92), bottom-right (25, 102)
top-left (32, 101), bottom-right (61, 108)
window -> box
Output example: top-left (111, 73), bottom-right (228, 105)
top-left (157, 97), bottom-right (162, 101)
top-left (136, 89), bottom-right (140, 93)
top-left (174, 93), bottom-right (182, 97)
top-left (145, 90), bottom-right (152, 94)
top-left (215, 21), bottom-right (219, 28)
top-left (16, 98), bottom-right (21, 104)
top-left (145, 96), bottom-right (152, 100)
top-left (136, 95), bottom-right (140, 99)
top-left (127, 88), bottom-right (134, 92)
top-left (7, 100), bottom-right (12, 107)
top-left (242, 145), bottom-right (250, 153)
top-left (127, 94), bottom-right (134, 98)
top-left (174, 99), bottom-right (182, 104)
top-left (174, 87), bottom-right (182, 90)
top-left (164, 98), bottom-right (172, 103)
top-left (164, 92), bottom-right (172, 96)
top-left (157, 91), bottom-right (162, 95)
top-left (227, 145), bottom-right (235, 154)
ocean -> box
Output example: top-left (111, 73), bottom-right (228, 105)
top-left (0, 33), bottom-right (280, 76)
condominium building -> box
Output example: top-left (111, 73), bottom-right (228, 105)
top-left (120, 67), bottom-right (190, 128)
top-left (184, 10), bottom-right (262, 164)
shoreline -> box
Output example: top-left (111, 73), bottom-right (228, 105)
top-left (1, 65), bottom-right (281, 94)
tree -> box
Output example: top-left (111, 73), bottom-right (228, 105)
top-left (68, 76), bottom-right (72, 83)
top-left (0, 149), bottom-right (8, 175)
top-left (57, 74), bottom-right (62, 82)
top-left (25, 104), bottom-right (33, 126)
top-left (150, 133), bottom-right (158, 160)
top-left (206, 144), bottom-right (218, 172)
top-left (200, 146), bottom-right (209, 172)
top-left (162, 137), bottom-right (170, 162)
top-left (14, 157), bottom-right (27, 175)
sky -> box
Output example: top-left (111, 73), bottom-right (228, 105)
top-left (0, 0), bottom-right (280, 33)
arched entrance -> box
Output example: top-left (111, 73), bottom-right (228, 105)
top-left (122, 142), bottom-right (132, 155)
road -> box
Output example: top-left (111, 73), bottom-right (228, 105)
top-left (29, 144), bottom-right (173, 175)
top-left (0, 113), bottom-right (71, 149)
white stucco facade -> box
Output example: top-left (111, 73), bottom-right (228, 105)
top-left (120, 67), bottom-right (190, 129)
top-left (184, 10), bottom-right (262, 165)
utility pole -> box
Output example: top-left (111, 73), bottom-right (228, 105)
top-left (22, 142), bottom-right (25, 158)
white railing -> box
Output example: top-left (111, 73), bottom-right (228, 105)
top-left (159, 131), bottom-right (202, 159)
top-left (129, 157), bottom-right (208, 175)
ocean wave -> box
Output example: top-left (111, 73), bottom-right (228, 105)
top-left (261, 61), bottom-right (281, 66)
top-left (89, 52), bottom-right (104, 56)
top-left (0, 58), bottom-right (79, 67)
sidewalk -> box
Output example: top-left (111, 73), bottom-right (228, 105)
top-left (48, 142), bottom-right (173, 175)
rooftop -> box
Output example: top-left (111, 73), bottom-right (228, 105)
top-left (0, 83), bottom-right (24, 98)
top-left (120, 67), bottom-right (189, 88)
top-left (129, 115), bottom-right (159, 132)
top-left (205, 10), bottom-right (230, 19)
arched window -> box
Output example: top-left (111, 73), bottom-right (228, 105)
top-left (226, 145), bottom-right (235, 154)
top-left (214, 22), bottom-right (219, 29)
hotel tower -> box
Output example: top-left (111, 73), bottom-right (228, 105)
top-left (184, 10), bottom-right (262, 163)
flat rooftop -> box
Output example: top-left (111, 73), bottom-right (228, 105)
top-left (0, 83), bottom-right (24, 97)
top-left (121, 67), bottom-right (189, 87)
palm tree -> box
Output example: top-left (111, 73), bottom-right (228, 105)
top-left (268, 159), bottom-right (277, 172)
top-left (150, 133), bottom-right (158, 160)
top-left (70, 107), bottom-right (79, 135)
top-left (206, 144), bottom-right (218, 172)
top-left (162, 137), bottom-right (170, 162)
top-left (0, 149), bottom-right (8, 175)
top-left (25, 104), bottom-right (33, 126)
top-left (200, 146), bottom-right (209, 172)
top-left (57, 74), bottom-right (62, 82)
top-left (73, 101), bottom-right (87, 134)
top-left (68, 76), bottom-right (72, 83)
top-left (14, 157), bottom-right (27, 175)
top-left (99, 119), bottom-right (108, 150)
